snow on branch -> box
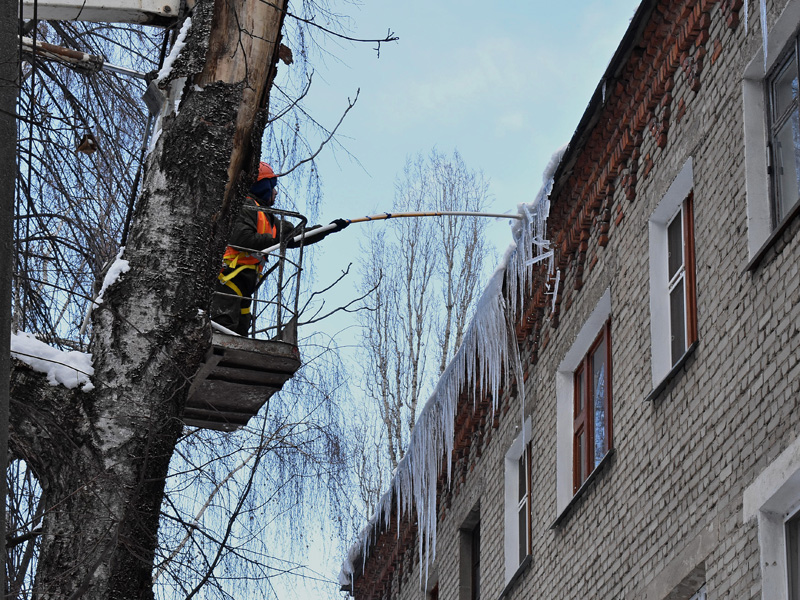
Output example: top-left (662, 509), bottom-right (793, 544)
top-left (339, 146), bottom-right (565, 588)
top-left (11, 331), bottom-right (95, 391)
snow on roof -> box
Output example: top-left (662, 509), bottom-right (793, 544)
top-left (10, 331), bottom-right (95, 392)
top-left (339, 147), bottom-right (565, 589)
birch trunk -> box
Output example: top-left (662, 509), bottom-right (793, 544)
top-left (8, 0), bottom-right (287, 596)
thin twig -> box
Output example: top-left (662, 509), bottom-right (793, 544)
top-left (273, 89), bottom-right (359, 178)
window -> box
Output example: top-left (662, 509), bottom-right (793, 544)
top-left (648, 160), bottom-right (698, 393)
top-left (743, 0), bottom-right (800, 263)
top-left (743, 434), bottom-right (800, 599)
top-left (689, 584), bottom-right (707, 600)
top-left (504, 420), bottom-right (531, 581)
top-left (768, 40), bottom-right (800, 227)
top-left (572, 322), bottom-right (612, 492)
top-left (664, 195), bottom-right (698, 364)
top-left (789, 511), bottom-right (800, 600)
top-left (555, 288), bottom-right (612, 518)
top-left (471, 524), bottom-right (480, 600)
top-left (516, 448), bottom-right (531, 561)
top-left (459, 507), bottom-right (480, 600)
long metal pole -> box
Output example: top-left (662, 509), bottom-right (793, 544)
top-left (19, 36), bottom-right (149, 79)
top-left (259, 210), bottom-right (523, 255)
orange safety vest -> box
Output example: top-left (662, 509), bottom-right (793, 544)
top-left (222, 198), bottom-right (277, 269)
top-left (218, 198), bottom-right (277, 309)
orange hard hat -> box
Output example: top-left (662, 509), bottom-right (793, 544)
top-left (258, 161), bottom-right (276, 181)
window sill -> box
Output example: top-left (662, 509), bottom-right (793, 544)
top-left (744, 199), bottom-right (800, 272)
top-left (550, 449), bottom-right (615, 529)
top-left (643, 341), bottom-right (699, 403)
top-left (498, 555), bottom-right (531, 600)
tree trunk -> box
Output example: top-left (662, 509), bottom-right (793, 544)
top-left (9, 0), bottom-right (287, 596)
top-left (1, 0), bottom-right (20, 593)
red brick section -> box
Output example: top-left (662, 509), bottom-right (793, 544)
top-left (353, 511), bottom-right (418, 600)
top-left (515, 0), bottom-right (730, 352)
top-left (546, 0), bottom-right (717, 321)
top-left (721, 0), bottom-right (744, 28)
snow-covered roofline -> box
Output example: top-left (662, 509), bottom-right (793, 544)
top-left (339, 147), bottom-right (565, 590)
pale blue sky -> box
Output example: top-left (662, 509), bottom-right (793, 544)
top-left (292, 0), bottom-right (641, 232)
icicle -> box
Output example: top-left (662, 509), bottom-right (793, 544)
top-left (761, 0), bottom-right (768, 72)
top-left (339, 146), bottom-right (567, 589)
top-left (745, 0), bottom-right (770, 71)
top-left (551, 269), bottom-right (561, 314)
top-left (745, 0), bottom-right (749, 32)
top-left (525, 249), bottom-right (553, 267)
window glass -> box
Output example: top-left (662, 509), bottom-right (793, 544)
top-left (670, 279), bottom-right (687, 364)
top-left (667, 212), bottom-right (684, 280)
top-left (517, 455), bottom-right (525, 503)
top-left (517, 506), bottom-right (526, 563)
top-left (772, 55), bottom-right (798, 121)
top-left (592, 337), bottom-right (607, 467)
top-left (774, 110), bottom-right (800, 222)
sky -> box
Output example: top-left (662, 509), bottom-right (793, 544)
top-left (274, 0), bottom-right (643, 319)
top-left (274, 0), bottom-right (642, 349)
top-left (293, 0), bottom-right (641, 235)
top-left (267, 0), bottom-right (642, 594)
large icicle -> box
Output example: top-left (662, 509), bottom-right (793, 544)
top-left (340, 147), bottom-right (566, 588)
top-left (745, 0), bottom-right (770, 71)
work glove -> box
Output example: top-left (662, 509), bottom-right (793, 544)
top-left (329, 219), bottom-right (349, 232)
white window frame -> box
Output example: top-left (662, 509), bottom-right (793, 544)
top-left (648, 159), bottom-right (695, 387)
top-left (743, 434), bottom-right (800, 599)
top-left (555, 288), bottom-right (611, 517)
top-left (503, 417), bottom-right (531, 583)
top-left (743, 0), bottom-right (800, 261)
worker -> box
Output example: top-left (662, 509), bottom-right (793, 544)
top-left (210, 161), bottom-right (347, 335)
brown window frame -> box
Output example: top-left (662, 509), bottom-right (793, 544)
top-left (573, 321), bottom-right (613, 493)
top-left (516, 441), bottom-right (532, 563)
top-left (666, 192), bottom-right (698, 366)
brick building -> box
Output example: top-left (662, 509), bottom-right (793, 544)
top-left (340, 0), bottom-right (800, 598)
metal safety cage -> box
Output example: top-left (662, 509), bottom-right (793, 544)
top-left (212, 205), bottom-right (308, 344)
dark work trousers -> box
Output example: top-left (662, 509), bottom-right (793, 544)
top-left (210, 266), bottom-right (259, 336)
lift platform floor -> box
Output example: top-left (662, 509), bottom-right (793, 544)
top-left (184, 332), bottom-right (301, 431)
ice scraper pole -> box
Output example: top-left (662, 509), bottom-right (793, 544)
top-left (259, 210), bottom-right (524, 255)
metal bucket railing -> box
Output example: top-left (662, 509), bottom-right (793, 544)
top-left (212, 205), bottom-right (308, 344)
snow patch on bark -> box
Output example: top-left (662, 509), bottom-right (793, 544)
top-left (93, 247), bottom-right (130, 310)
top-left (340, 147), bottom-right (565, 588)
top-left (11, 331), bottom-right (95, 391)
top-left (155, 17), bottom-right (192, 83)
